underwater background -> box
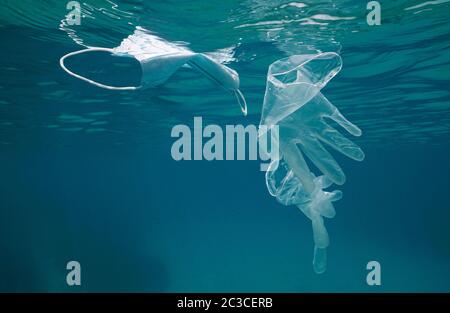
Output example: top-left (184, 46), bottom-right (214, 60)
top-left (0, 0), bottom-right (450, 292)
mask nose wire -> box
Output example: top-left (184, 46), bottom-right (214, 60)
top-left (59, 48), bottom-right (140, 90)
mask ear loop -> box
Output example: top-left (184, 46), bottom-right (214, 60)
top-left (187, 58), bottom-right (248, 117)
top-left (234, 89), bottom-right (248, 116)
top-left (59, 47), bottom-right (141, 90)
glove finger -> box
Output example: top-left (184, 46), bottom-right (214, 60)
top-left (319, 126), bottom-right (365, 161)
top-left (299, 136), bottom-right (346, 185)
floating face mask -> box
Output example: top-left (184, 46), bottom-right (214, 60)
top-left (60, 27), bottom-right (247, 115)
top-left (261, 52), bottom-right (364, 273)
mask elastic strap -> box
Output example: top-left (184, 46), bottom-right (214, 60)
top-left (234, 89), bottom-right (248, 116)
top-left (59, 47), bottom-right (140, 90)
top-left (187, 58), bottom-right (248, 117)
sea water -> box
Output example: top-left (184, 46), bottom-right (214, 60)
top-left (0, 0), bottom-right (450, 292)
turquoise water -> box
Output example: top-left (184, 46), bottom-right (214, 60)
top-left (0, 0), bottom-right (450, 292)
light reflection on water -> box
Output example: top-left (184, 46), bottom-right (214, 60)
top-left (0, 0), bottom-right (449, 147)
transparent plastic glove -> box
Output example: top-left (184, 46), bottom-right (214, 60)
top-left (261, 52), bottom-right (364, 273)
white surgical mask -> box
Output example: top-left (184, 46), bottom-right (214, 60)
top-left (60, 27), bottom-right (247, 115)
